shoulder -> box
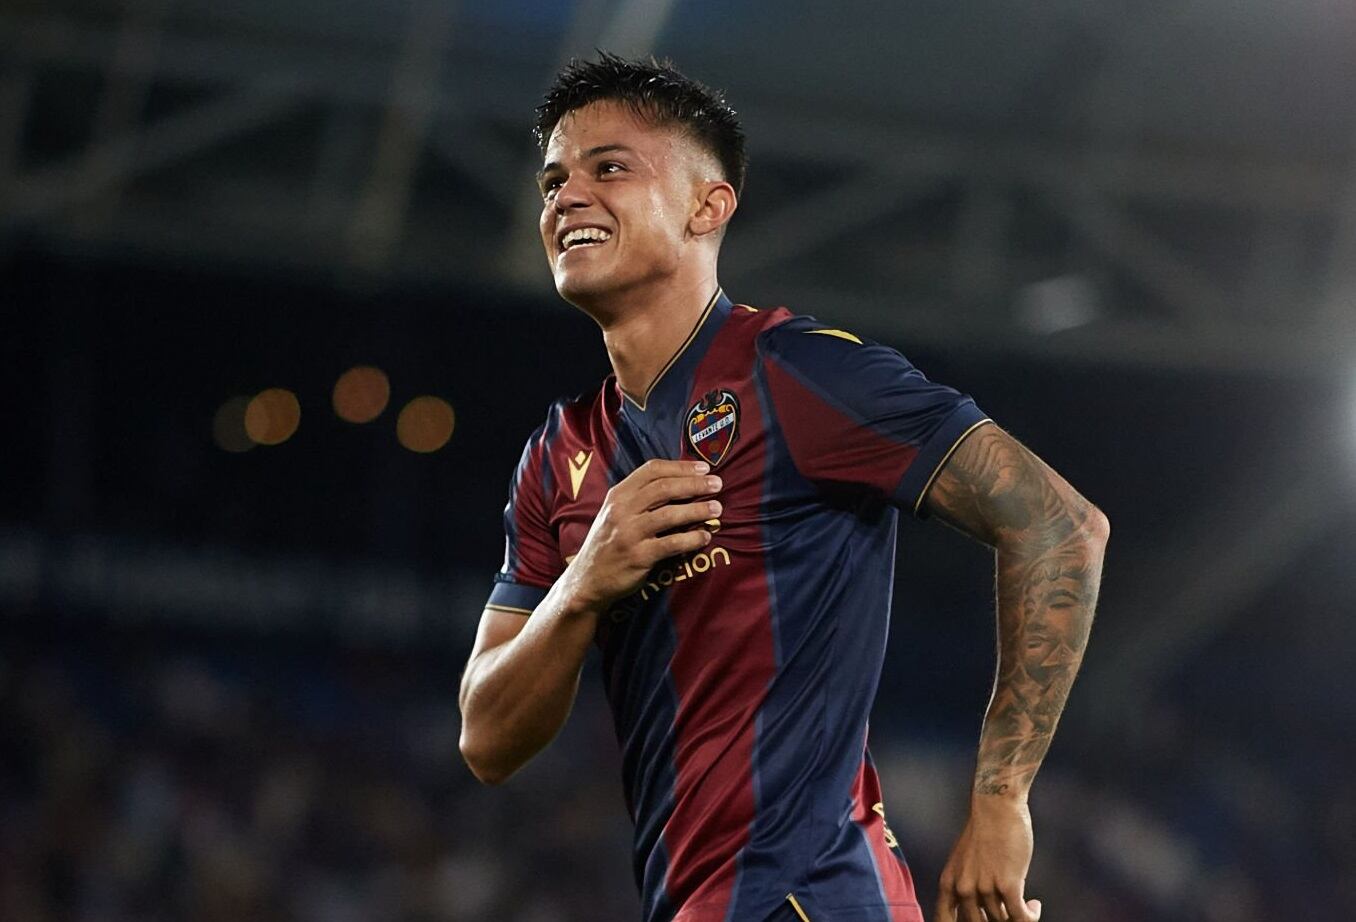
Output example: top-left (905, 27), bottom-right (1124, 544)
top-left (511, 377), bottom-right (619, 499)
top-left (751, 304), bottom-right (972, 424)
top-left (747, 304), bottom-right (868, 352)
top-left (510, 379), bottom-right (610, 472)
top-left (524, 378), bottom-right (615, 446)
top-left (752, 306), bottom-right (892, 385)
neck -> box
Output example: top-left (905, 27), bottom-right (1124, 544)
top-left (594, 267), bottom-right (720, 404)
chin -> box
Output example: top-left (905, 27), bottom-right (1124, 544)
top-left (554, 267), bottom-right (617, 307)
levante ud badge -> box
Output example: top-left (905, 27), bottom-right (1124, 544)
top-left (686, 388), bottom-right (740, 467)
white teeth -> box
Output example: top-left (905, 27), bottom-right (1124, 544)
top-left (561, 227), bottom-right (612, 249)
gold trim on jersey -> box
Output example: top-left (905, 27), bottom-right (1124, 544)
top-left (913, 417), bottom-right (995, 515)
top-left (786, 893), bottom-right (812, 921)
top-left (872, 801), bottom-right (900, 849)
top-left (807, 328), bottom-right (862, 344)
top-left (621, 288), bottom-right (722, 411)
top-left (484, 603), bottom-right (533, 616)
top-left (568, 449), bottom-right (593, 499)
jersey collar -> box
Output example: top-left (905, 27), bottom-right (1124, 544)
top-left (619, 288), bottom-right (732, 416)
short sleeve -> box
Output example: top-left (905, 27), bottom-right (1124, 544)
top-left (759, 318), bottom-right (991, 517)
top-left (485, 423), bottom-right (564, 615)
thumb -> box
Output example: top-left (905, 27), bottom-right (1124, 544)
top-left (1028, 899), bottom-right (1042, 919)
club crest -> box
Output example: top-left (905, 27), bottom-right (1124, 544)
top-left (686, 388), bottom-right (740, 467)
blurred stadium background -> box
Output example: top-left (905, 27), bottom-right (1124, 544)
top-left (3, 0), bottom-right (1356, 918)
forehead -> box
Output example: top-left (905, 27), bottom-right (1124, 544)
top-left (543, 100), bottom-right (686, 163)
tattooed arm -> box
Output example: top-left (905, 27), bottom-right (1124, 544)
top-left (923, 422), bottom-right (1109, 922)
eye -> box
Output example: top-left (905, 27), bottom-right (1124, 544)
top-left (599, 161), bottom-right (625, 177)
top-left (541, 175), bottom-right (564, 198)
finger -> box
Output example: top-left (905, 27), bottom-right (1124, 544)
top-left (957, 893), bottom-right (986, 922)
top-left (634, 473), bottom-right (722, 512)
top-left (647, 529), bottom-right (711, 559)
top-left (631, 458), bottom-right (710, 484)
top-left (644, 500), bottom-right (722, 535)
top-left (981, 889), bottom-right (1007, 922)
top-left (934, 889), bottom-right (957, 922)
top-left (1026, 899), bottom-right (1041, 920)
top-left (998, 883), bottom-right (1036, 922)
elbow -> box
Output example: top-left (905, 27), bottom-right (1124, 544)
top-left (459, 729), bottom-right (516, 787)
top-left (1082, 503), bottom-right (1111, 550)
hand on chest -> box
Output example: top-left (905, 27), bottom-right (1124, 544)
top-left (553, 383), bottom-right (761, 566)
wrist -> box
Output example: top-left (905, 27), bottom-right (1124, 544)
top-left (554, 564), bottom-right (608, 619)
top-left (971, 782), bottom-right (1030, 808)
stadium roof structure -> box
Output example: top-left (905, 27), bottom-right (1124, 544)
top-left (5, 0), bottom-right (1355, 378)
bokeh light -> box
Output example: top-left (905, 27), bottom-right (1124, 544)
top-left (396, 396), bottom-right (455, 453)
top-left (212, 397), bottom-right (254, 453)
top-left (333, 365), bottom-right (390, 424)
top-left (244, 388), bottom-right (301, 446)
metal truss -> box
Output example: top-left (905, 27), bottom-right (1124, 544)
top-left (3, 8), bottom-right (1354, 377)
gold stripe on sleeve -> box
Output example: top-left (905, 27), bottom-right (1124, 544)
top-left (806, 328), bottom-right (862, 344)
top-left (786, 894), bottom-right (812, 921)
top-left (484, 604), bottom-right (533, 616)
top-left (913, 417), bottom-right (995, 516)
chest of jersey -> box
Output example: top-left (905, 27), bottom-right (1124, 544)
top-left (551, 377), bottom-right (771, 557)
top-left (547, 370), bottom-right (797, 631)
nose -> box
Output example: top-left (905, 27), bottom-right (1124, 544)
top-left (552, 172), bottom-right (592, 212)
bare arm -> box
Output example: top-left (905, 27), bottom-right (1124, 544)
top-left (924, 422), bottom-right (1109, 922)
top-left (458, 459), bottom-right (722, 785)
top-left (457, 594), bottom-right (599, 786)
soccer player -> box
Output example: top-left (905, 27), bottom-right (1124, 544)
top-left (458, 55), bottom-right (1109, 922)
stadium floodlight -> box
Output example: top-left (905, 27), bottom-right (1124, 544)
top-left (397, 396), bottom-right (455, 453)
top-left (334, 365), bottom-right (391, 424)
top-left (245, 388), bottom-right (301, 446)
top-left (1014, 275), bottom-right (1101, 335)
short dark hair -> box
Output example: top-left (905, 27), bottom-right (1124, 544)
top-left (535, 53), bottom-right (747, 197)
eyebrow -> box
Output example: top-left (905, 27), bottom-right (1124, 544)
top-left (537, 144), bottom-right (636, 184)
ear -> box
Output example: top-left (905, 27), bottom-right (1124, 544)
top-left (689, 180), bottom-right (738, 238)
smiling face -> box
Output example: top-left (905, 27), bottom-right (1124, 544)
top-left (538, 101), bottom-right (723, 309)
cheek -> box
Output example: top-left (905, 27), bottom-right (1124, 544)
top-left (643, 189), bottom-right (688, 245)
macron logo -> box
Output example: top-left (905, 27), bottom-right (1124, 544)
top-left (568, 450), bottom-right (593, 500)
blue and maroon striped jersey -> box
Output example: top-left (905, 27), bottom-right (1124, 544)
top-left (485, 291), bottom-right (991, 922)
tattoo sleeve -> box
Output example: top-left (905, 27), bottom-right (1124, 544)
top-left (924, 422), bottom-right (1109, 798)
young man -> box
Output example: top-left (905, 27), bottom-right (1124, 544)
top-left (458, 55), bottom-right (1109, 922)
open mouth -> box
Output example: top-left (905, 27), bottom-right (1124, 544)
top-left (558, 227), bottom-right (613, 253)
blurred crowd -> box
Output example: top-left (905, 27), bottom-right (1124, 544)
top-left (0, 633), bottom-right (637, 922)
top-left (0, 629), bottom-right (1348, 921)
